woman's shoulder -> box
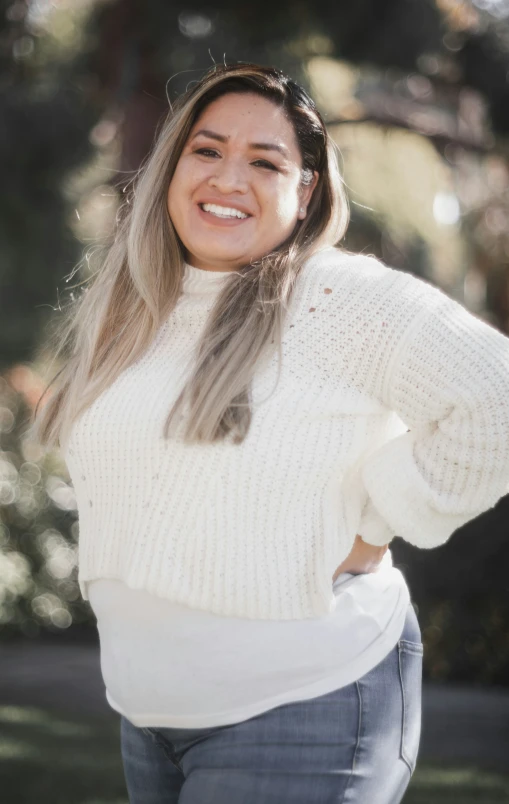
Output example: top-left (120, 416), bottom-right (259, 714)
top-left (304, 246), bottom-right (451, 312)
top-left (304, 246), bottom-right (399, 288)
top-left (305, 245), bottom-right (386, 272)
top-left (305, 246), bottom-right (403, 282)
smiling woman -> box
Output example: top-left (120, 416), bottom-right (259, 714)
top-left (33, 63), bottom-right (348, 450)
top-left (29, 63), bottom-right (509, 804)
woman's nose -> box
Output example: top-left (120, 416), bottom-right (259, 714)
top-left (208, 159), bottom-right (249, 194)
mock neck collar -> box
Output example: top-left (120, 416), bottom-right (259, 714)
top-left (182, 262), bottom-right (234, 295)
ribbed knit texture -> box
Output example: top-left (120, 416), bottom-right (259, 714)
top-left (63, 247), bottom-right (509, 619)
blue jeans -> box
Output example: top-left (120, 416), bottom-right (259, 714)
top-left (120, 602), bottom-right (422, 804)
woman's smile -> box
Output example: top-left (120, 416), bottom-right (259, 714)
top-left (196, 200), bottom-right (254, 227)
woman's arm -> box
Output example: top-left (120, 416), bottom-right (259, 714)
top-left (357, 272), bottom-right (509, 549)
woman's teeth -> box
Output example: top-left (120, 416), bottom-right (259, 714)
top-left (201, 203), bottom-right (248, 219)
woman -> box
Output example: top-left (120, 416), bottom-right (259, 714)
top-left (32, 63), bottom-right (509, 804)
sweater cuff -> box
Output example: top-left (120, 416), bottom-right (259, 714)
top-left (361, 430), bottom-right (474, 550)
top-left (358, 497), bottom-right (396, 546)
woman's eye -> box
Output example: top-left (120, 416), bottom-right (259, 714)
top-left (194, 148), bottom-right (219, 157)
top-left (192, 149), bottom-right (277, 171)
top-left (252, 159), bottom-right (278, 171)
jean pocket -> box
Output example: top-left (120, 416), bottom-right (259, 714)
top-left (397, 640), bottom-right (423, 775)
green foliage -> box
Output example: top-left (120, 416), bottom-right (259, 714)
top-left (0, 377), bottom-right (93, 638)
top-left (0, 1), bottom-right (103, 368)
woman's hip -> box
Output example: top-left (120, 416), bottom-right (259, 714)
top-left (121, 602), bottom-right (423, 803)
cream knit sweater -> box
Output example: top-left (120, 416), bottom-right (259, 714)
top-left (63, 247), bottom-right (509, 620)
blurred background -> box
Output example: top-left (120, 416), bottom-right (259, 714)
top-left (1, 1), bottom-right (509, 802)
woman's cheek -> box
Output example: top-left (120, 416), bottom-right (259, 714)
top-left (271, 197), bottom-right (299, 230)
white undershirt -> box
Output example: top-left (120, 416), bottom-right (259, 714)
top-left (88, 549), bottom-right (411, 728)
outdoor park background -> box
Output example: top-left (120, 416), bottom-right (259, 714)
top-left (1, 0), bottom-right (509, 802)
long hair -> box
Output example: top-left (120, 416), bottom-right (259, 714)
top-left (30, 62), bottom-right (350, 449)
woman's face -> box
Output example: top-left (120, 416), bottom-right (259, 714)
top-left (167, 92), bottom-right (318, 272)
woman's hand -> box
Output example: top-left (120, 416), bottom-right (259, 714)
top-left (332, 534), bottom-right (389, 582)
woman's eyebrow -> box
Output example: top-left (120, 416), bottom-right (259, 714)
top-left (250, 141), bottom-right (290, 158)
top-left (191, 129), bottom-right (290, 158)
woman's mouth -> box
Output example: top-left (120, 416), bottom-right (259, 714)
top-left (197, 202), bottom-right (252, 225)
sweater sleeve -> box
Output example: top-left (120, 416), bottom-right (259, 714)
top-left (356, 271), bottom-right (509, 549)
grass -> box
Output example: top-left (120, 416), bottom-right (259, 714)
top-left (0, 705), bottom-right (126, 804)
top-left (0, 704), bottom-right (508, 803)
top-left (405, 765), bottom-right (509, 803)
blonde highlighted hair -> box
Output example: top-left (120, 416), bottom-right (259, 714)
top-left (30, 62), bottom-right (350, 449)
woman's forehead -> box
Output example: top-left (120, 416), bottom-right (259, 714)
top-left (190, 94), bottom-right (299, 153)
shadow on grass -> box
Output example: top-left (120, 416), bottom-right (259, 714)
top-left (0, 704), bottom-right (127, 804)
top-left (403, 764), bottom-right (509, 803)
top-left (0, 704), bottom-right (508, 804)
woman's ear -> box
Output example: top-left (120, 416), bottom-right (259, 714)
top-left (298, 171), bottom-right (319, 219)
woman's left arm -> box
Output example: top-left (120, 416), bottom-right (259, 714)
top-left (357, 274), bottom-right (509, 550)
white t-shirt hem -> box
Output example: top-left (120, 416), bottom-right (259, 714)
top-left (106, 586), bottom-right (411, 730)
